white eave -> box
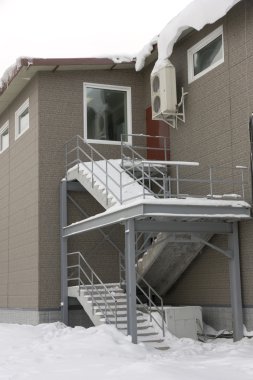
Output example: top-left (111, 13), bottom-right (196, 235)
top-left (0, 58), bottom-right (135, 115)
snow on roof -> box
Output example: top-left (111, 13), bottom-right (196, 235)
top-left (135, 0), bottom-right (242, 72)
top-left (0, 0), bottom-right (242, 93)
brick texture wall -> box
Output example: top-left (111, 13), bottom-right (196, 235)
top-left (38, 69), bottom-right (145, 309)
top-left (0, 77), bottom-right (39, 309)
top-left (144, 0), bottom-right (253, 307)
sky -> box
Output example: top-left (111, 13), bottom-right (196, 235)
top-left (0, 0), bottom-right (193, 78)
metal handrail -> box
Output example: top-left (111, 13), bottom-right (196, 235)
top-left (67, 251), bottom-right (118, 327)
top-left (118, 250), bottom-right (166, 337)
top-left (65, 134), bottom-right (248, 202)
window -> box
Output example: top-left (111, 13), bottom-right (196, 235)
top-left (187, 26), bottom-right (224, 83)
top-left (15, 98), bottom-right (29, 139)
top-left (0, 121), bottom-right (9, 153)
top-left (84, 83), bottom-right (132, 144)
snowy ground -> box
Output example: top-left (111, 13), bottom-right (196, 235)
top-left (0, 323), bottom-right (253, 380)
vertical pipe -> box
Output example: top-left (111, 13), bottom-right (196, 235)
top-left (60, 179), bottom-right (68, 325)
top-left (228, 222), bottom-right (244, 342)
top-left (125, 219), bottom-right (137, 344)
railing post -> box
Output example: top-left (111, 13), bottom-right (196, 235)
top-left (164, 137), bottom-right (167, 161)
top-left (115, 301), bottom-right (118, 328)
top-left (142, 163), bottom-right (145, 199)
top-left (149, 287), bottom-right (152, 322)
top-left (65, 142), bottom-right (68, 176)
top-left (163, 174), bottom-right (166, 198)
top-left (148, 163), bottom-right (151, 191)
top-left (91, 272), bottom-right (94, 315)
top-left (209, 167), bottom-right (213, 198)
top-left (161, 300), bottom-right (165, 337)
top-left (91, 149), bottom-right (94, 187)
top-left (176, 165), bottom-right (180, 197)
top-left (121, 136), bottom-right (123, 168)
top-left (78, 253), bottom-right (80, 296)
top-left (241, 169), bottom-right (245, 200)
top-left (60, 179), bottom-right (68, 325)
top-left (77, 136), bottom-right (80, 173)
top-left (106, 160), bottom-right (108, 206)
top-left (120, 172), bottom-right (122, 204)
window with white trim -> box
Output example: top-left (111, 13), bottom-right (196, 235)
top-left (15, 98), bottom-right (29, 139)
top-left (187, 26), bottom-right (224, 83)
top-left (0, 121), bottom-right (9, 153)
top-left (83, 83), bottom-right (132, 144)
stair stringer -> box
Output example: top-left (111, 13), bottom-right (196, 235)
top-left (68, 284), bottom-right (169, 350)
top-left (67, 165), bottom-right (118, 209)
top-left (137, 232), bottom-right (213, 296)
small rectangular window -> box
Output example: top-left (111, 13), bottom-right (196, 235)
top-left (0, 121), bottom-right (9, 153)
top-left (188, 26), bottom-right (224, 83)
top-left (84, 83), bottom-right (132, 145)
top-left (15, 98), bottom-right (29, 139)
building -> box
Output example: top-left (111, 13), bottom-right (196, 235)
top-left (0, 0), bottom-right (252, 344)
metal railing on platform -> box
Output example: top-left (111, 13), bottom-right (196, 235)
top-left (65, 134), bottom-right (248, 202)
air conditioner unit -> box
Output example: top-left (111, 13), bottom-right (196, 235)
top-left (151, 62), bottom-right (177, 121)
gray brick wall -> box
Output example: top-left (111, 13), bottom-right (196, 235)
top-left (0, 77), bottom-right (39, 309)
top-left (38, 69), bottom-right (145, 309)
top-left (144, 0), bottom-right (253, 308)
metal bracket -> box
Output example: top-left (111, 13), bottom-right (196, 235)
top-left (159, 87), bottom-right (188, 128)
top-left (192, 234), bottom-right (233, 259)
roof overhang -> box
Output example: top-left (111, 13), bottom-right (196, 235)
top-left (0, 57), bottom-right (135, 115)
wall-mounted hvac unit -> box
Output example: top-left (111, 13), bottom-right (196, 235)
top-left (150, 61), bottom-right (187, 128)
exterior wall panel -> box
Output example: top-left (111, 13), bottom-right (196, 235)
top-left (38, 69), bottom-right (145, 309)
top-left (144, 0), bottom-right (253, 311)
top-left (0, 77), bottom-right (39, 310)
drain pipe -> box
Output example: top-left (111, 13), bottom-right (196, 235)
top-left (249, 113), bottom-right (253, 208)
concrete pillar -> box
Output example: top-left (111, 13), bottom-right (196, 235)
top-left (228, 222), bottom-right (243, 341)
top-left (60, 179), bottom-right (68, 325)
top-left (125, 219), bottom-right (137, 344)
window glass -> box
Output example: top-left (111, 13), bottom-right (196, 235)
top-left (0, 125), bottom-right (9, 152)
top-left (187, 26), bottom-right (224, 83)
top-left (86, 87), bottom-right (128, 142)
top-left (19, 108), bottom-right (29, 135)
top-left (193, 35), bottom-right (223, 76)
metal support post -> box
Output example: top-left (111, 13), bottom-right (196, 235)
top-left (228, 222), bottom-right (243, 341)
top-left (60, 179), bottom-right (68, 325)
top-left (125, 219), bottom-right (137, 344)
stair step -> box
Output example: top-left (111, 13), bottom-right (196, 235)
top-left (100, 316), bottom-right (148, 324)
top-left (81, 288), bottom-right (126, 298)
top-left (143, 341), bottom-right (170, 350)
top-left (95, 311), bottom-right (143, 318)
top-left (85, 295), bottom-right (127, 303)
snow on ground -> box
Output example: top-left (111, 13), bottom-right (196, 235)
top-left (0, 322), bottom-right (253, 380)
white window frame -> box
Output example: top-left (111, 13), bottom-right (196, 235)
top-left (15, 98), bottom-right (29, 140)
top-left (83, 83), bottom-right (132, 145)
top-left (0, 121), bottom-right (9, 153)
top-left (187, 25), bottom-right (224, 83)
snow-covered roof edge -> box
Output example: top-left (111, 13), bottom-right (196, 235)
top-left (135, 0), bottom-right (242, 72)
top-left (0, 56), bottom-right (135, 95)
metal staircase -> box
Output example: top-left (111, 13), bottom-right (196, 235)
top-left (67, 251), bottom-right (169, 350)
top-left (63, 134), bottom-right (249, 344)
top-left (136, 232), bottom-right (212, 295)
